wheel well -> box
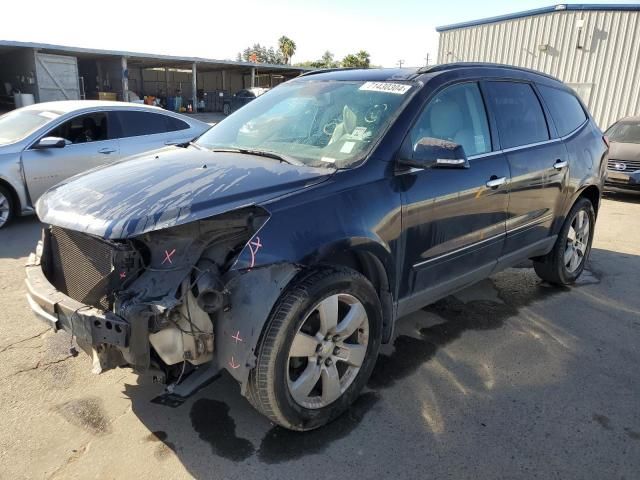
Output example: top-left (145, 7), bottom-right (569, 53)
top-left (0, 179), bottom-right (20, 213)
top-left (323, 250), bottom-right (394, 343)
top-left (578, 185), bottom-right (601, 215)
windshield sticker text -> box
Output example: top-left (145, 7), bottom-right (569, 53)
top-left (359, 82), bottom-right (411, 95)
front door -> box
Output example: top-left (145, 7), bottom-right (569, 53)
top-left (483, 81), bottom-right (569, 254)
top-left (22, 111), bottom-right (120, 202)
top-left (397, 82), bottom-right (510, 315)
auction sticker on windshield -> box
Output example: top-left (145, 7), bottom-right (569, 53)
top-left (359, 82), bottom-right (411, 95)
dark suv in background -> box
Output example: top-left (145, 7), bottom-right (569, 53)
top-left (26, 63), bottom-right (607, 431)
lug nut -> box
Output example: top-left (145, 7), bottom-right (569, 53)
top-left (332, 334), bottom-right (340, 342)
top-left (325, 358), bottom-right (333, 366)
top-left (316, 344), bottom-right (323, 353)
top-left (333, 346), bottom-right (341, 355)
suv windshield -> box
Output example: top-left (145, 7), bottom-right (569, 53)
top-left (196, 80), bottom-right (415, 168)
top-left (0, 109), bottom-right (62, 146)
top-left (607, 121), bottom-right (640, 144)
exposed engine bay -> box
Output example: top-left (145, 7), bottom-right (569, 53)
top-left (30, 206), bottom-right (284, 398)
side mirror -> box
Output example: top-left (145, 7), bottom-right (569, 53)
top-left (398, 137), bottom-right (469, 169)
top-left (33, 136), bottom-right (66, 149)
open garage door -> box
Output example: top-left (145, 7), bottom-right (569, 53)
top-left (35, 53), bottom-right (80, 102)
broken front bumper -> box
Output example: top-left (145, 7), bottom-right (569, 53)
top-left (25, 247), bottom-right (129, 352)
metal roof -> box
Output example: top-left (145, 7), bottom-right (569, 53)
top-left (0, 40), bottom-right (308, 73)
top-left (436, 4), bottom-right (640, 32)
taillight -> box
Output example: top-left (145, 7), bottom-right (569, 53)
top-left (603, 135), bottom-right (610, 148)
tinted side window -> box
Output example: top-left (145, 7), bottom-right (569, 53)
top-left (485, 82), bottom-right (549, 149)
top-left (410, 82), bottom-right (491, 156)
top-left (166, 116), bottom-right (190, 132)
top-left (537, 84), bottom-right (587, 136)
top-left (47, 112), bottom-right (109, 144)
top-left (115, 111), bottom-right (168, 138)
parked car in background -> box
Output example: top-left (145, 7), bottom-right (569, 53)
top-left (0, 101), bottom-right (210, 228)
top-left (26, 64), bottom-right (606, 431)
top-left (223, 87), bottom-right (269, 115)
top-left (604, 116), bottom-right (640, 194)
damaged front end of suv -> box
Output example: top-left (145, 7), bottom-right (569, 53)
top-left (23, 141), bottom-right (336, 404)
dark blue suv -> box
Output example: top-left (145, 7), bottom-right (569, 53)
top-left (26, 63), bottom-right (607, 431)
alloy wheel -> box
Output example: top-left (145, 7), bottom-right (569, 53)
top-left (286, 293), bottom-right (369, 409)
top-left (565, 209), bottom-right (590, 273)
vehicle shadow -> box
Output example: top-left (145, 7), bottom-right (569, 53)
top-left (121, 248), bottom-right (640, 478)
top-left (603, 190), bottom-right (640, 204)
top-left (0, 216), bottom-right (42, 259)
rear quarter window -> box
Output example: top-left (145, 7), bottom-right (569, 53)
top-left (538, 84), bottom-right (587, 137)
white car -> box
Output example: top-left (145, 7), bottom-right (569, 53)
top-left (0, 101), bottom-right (210, 228)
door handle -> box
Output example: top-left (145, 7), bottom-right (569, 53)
top-left (554, 159), bottom-right (568, 170)
top-left (98, 147), bottom-right (116, 154)
top-left (486, 176), bottom-right (507, 188)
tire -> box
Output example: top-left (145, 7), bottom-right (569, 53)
top-left (533, 197), bottom-right (595, 285)
top-left (247, 266), bottom-right (382, 431)
top-left (0, 185), bottom-right (15, 230)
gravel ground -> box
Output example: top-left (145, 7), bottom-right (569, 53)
top-left (0, 195), bottom-right (638, 480)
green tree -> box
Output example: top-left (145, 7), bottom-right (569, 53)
top-left (239, 43), bottom-right (285, 64)
top-left (278, 36), bottom-right (297, 65)
top-left (295, 51), bottom-right (340, 69)
top-left (341, 50), bottom-right (371, 68)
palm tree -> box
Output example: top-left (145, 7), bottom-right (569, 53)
top-left (278, 36), bottom-right (297, 65)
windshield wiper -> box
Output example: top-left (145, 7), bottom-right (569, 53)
top-left (210, 148), bottom-right (303, 166)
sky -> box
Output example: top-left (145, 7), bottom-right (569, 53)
top-left (2, 0), bottom-right (638, 68)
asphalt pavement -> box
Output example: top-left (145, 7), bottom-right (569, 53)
top-left (0, 195), bottom-right (638, 479)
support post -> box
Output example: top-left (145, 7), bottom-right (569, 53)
top-left (192, 62), bottom-right (198, 112)
top-left (121, 56), bottom-right (129, 102)
top-left (251, 67), bottom-right (256, 88)
top-left (221, 70), bottom-right (227, 91)
top-left (164, 67), bottom-right (170, 98)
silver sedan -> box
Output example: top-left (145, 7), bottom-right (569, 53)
top-left (0, 101), bottom-right (210, 228)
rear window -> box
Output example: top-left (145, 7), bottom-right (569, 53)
top-left (485, 81), bottom-right (549, 149)
top-left (606, 121), bottom-right (640, 144)
top-left (538, 85), bottom-right (587, 137)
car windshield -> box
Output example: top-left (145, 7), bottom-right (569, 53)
top-left (196, 80), bottom-right (415, 168)
top-left (606, 121), bottom-right (640, 144)
top-left (0, 109), bottom-right (62, 146)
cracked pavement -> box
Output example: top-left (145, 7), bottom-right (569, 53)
top-left (0, 195), bottom-right (639, 479)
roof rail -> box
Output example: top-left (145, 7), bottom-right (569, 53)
top-left (416, 62), bottom-right (559, 81)
top-left (298, 67), bottom-right (361, 77)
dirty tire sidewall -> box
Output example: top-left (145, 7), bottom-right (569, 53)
top-left (0, 185), bottom-right (15, 229)
top-left (251, 267), bottom-right (382, 431)
top-left (534, 197), bottom-right (595, 285)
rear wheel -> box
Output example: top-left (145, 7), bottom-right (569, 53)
top-left (533, 197), bottom-right (595, 285)
top-left (247, 267), bottom-right (382, 431)
top-left (0, 185), bottom-right (15, 229)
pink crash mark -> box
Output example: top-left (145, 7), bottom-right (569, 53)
top-left (248, 237), bottom-right (262, 268)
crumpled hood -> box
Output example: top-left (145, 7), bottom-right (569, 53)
top-left (36, 146), bottom-right (333, 239)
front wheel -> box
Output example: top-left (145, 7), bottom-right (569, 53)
top-left (247, 267), bottom-right (382, 431)
top-left (533, 197), bottom-right (595, 285)
top-left (0, 185), bottom-right (15, 229)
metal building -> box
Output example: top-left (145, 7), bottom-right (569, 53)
top-left (437, 4), bottom-right (640, 128)
top-left (0, 40), bottom-right (305, 113)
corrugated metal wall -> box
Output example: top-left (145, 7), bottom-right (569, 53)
top-left (437, 9), bottom-right (640, 128)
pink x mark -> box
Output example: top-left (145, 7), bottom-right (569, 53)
top-left (162, 249), bottom-right (176, 265)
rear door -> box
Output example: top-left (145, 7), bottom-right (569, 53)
top-left (21, 110), bottom-right (120, 202)
top-left (397, 81), bottom-right (510, 313)
top-left (483, 81), bottom-right (569, 255)
top-left (114, 110), bottom-right (195, 157)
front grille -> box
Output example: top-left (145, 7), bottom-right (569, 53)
top-left (607, 159), bottom-right (640, 172)
top-left (47, 226), bottom-right (116, 310)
